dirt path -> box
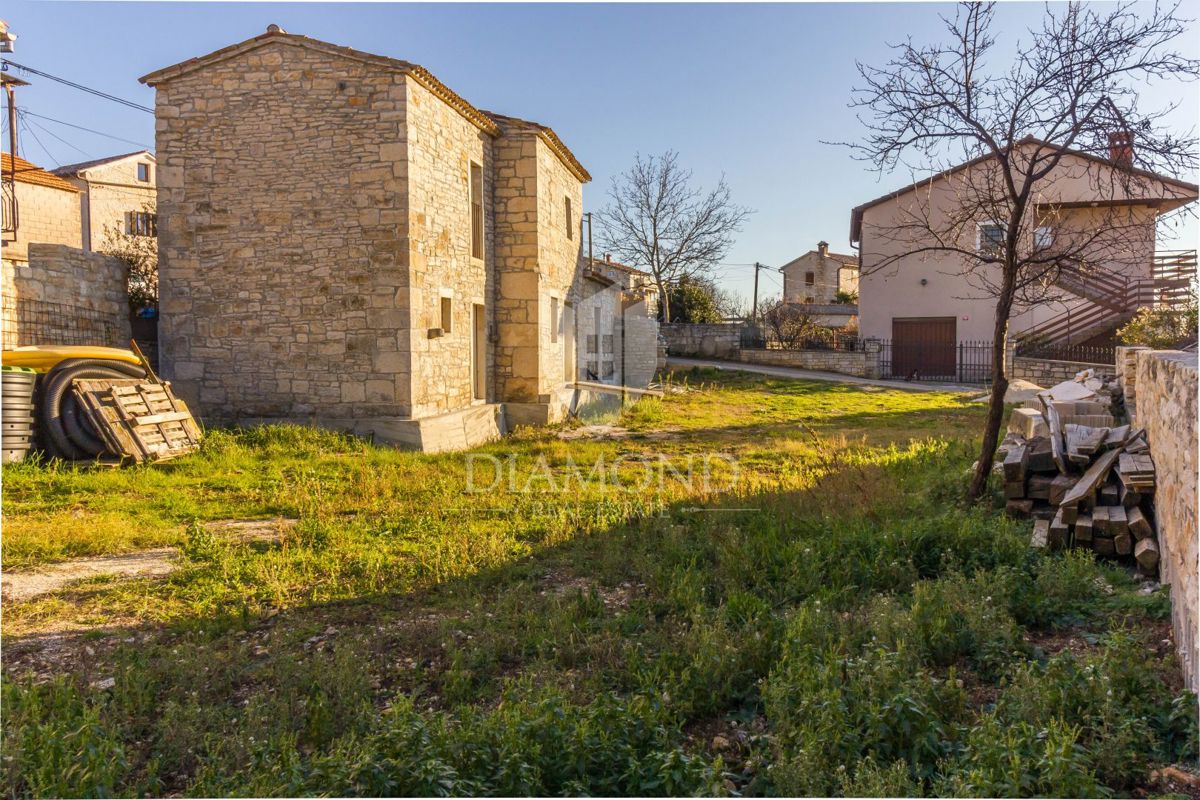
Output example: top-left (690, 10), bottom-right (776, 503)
top-left (2, 518), bottom-right (297, 603)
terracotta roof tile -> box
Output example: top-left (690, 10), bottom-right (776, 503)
top-left (1, 153), bottom-right (82, 193)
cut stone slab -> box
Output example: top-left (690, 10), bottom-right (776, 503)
top-left (1008, 407), bottom-right (1049, 439)
top-left (1046, 379), bottom-right (1098, 403)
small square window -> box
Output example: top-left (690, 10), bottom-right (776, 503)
top-left (137, 163), bottom-right (151, 183)
top-left (978, 222), bottom-right (1005, 254)
top-left (440, 296), bottom-right (453, 334)
top-left (805, 271), bottom-right (815, 287)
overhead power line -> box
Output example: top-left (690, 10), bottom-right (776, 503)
top-left (2, 60), bottom-right (154, 114)
top-left (20, 110), bottom-right (152, 150)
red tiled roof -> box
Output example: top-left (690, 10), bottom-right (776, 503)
top-left (1, 153), bottom-right (81, 193)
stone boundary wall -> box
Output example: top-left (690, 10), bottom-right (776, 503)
top-left (1117, 348), bottom-right (1198, 692)
top-left (1012, 356), bottom-right (1112, 386)
top-left (737, 347), bottom-right (869, 377)
top-left (2, 243), bottom-right (130, 349)
top-left (660, 322), bottom-right (742, 359)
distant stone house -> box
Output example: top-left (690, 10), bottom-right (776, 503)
top-left (139, 27), bottom-right (606, 451)
top-left (576, 256), bottom-right (659, 387)
top-left (52, 150), bottom-right (157, 252)
top-left (780, 241), bottom-right (859, 304)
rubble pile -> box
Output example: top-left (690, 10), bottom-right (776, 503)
top-left (998, 369), bottom-right (1160, 576)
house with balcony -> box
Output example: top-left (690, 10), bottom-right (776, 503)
top-left (852, 136), bottom-right (1197, 379)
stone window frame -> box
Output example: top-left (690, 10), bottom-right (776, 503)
top-left (439, 289), bottom-right (454, 335)
top-left (805, 271), bottom-right (815, 287)
top-left (469, 161), bottom-right (484, 261)
top-left (136, 163), bottom-right (152, 183)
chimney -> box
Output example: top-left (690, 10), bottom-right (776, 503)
top-left (1108, 131), bottom-right (1134, 167)
top-left (604, 253), bottom-right (612, 264)
top-left (817, 241), bottom-right (829, 257)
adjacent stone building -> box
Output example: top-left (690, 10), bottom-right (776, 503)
top-left (140, 27), bottom-right (602, 450)
top-left (576, 256), bottom-right (660, 388)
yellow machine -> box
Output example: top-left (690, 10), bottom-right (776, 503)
top-left (1, 346), bottom-right (144, 372)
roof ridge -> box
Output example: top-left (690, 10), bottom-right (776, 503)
top-left (51, 150), bottom-right (153, 176)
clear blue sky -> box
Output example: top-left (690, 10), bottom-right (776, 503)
top-left (4, 2), bottom-right (1197, 305)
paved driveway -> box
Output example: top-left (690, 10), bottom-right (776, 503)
top-left (665, 357), bottom-right (980, 394)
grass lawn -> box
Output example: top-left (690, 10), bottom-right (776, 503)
top-left (1, 367), bottom-right (1194, 797)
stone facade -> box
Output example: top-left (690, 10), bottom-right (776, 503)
top-left (1118, 349), bottom-right (1198, 691)
top-left (781, 241), bottom-right (859, 304)
top-left (142, 29), bottom-right (591, 450)
top-left (54, 152), bottom-right (158, 252)
top-left (2, 243), bottom-right (131, 348)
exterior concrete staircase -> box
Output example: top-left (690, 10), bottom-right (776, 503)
top-left (1015, 250), bottom-right (1196, 349)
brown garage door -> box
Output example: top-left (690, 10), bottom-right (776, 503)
top-left (892, 317), bottom-right (956, 380)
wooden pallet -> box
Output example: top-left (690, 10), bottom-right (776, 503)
top-left (72, 379), bottom-right (202, 463)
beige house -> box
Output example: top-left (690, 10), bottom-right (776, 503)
top-left (852, 137), bottom-right (1197, 377)
top-left (1, 153), bottom-right (132, 349)
top-left (781, 241), bottom-right (859, 304)
top-left (53, 151), bottom-right (157, 252)
top-left (140, 27), bottom-right (596, 451)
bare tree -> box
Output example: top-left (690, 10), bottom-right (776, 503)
top-left (761, 299), bottom-right (828, 348)
top-left (100, 202), bottom-right (158, 313)
top-left (597, 151), bottom-right (752, 322)
top-left (842, 1), bottom-right (1199, 500)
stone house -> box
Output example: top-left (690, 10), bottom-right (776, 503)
top-left (851, 136), bottom-right (1197, 380)
top-left (139, 27), bottom-right (598, 451)
top-left (780, 241), bottom-right (859, 304)
top-left (52, 150), bottom-right (158, 252)
top-left (1, 152), bottom-right (131, 349)
top-left (576, 256), bottom-right (660, 387)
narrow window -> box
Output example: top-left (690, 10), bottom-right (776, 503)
top-left (441, 296), bottom-right (453, 334)
top-left (469, 162), bottom-right (483, 259)
top-left (1034, 226), bottom-right (1054, 250)
top-left (550, 296), bottom-right (559, 343)
top-left (805, 271), bottom-right (815, 286)
top-left (137, 163), bottom-right (151, 183)
top-left (978, 222), bottom-right (1005, 255)
top-left (565, 197), bottom-right (573, 239)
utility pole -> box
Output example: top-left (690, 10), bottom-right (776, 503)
top-left (586, 212), bottom-right (593, 270)
top-left (751, 262), bottom-right (764, 321)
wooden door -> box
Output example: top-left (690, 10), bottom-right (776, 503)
top-left (892, 317), bottom-right (956, 380)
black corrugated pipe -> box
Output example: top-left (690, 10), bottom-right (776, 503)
top-left (38, 358), bottom-right (146, 459)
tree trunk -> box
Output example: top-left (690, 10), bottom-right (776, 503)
top-left (968, 274), bottom-right (1017, 501)
top-left (657, 276), bottom-right (671, 323)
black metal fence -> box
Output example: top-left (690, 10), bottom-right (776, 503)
top-left (3, 297), bottom-right (125, 348)
top-left (1014, 341), bottom-right (1116, 365)
top-left (878, 338), bottom-right (994, 384)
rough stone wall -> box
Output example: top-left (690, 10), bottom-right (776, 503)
top-left (3, 181), bottom-right (83, 263)
top-left (404, 77), bottom-right (492, 417)
top-left (1124, 350), bottom-right (1198, 692)
top-left (2, 243), bottom-right (130, 348)
top-left (153, 41), bottom-right (414, 421)
top-left (73, 157), bottom-right (158, 252)
top-left (534, 137), bottom-right (583, 398)
top-left (1012, 356), bottom-right (1112, 387)
top-left (623, 296), bottom-right (660, 388)
top-left (491, 131), bottom-right (541, 402)
top-left (737, 347), bottom-right (868, 377)
top-left (660, 323), bottom-right (743, 359)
